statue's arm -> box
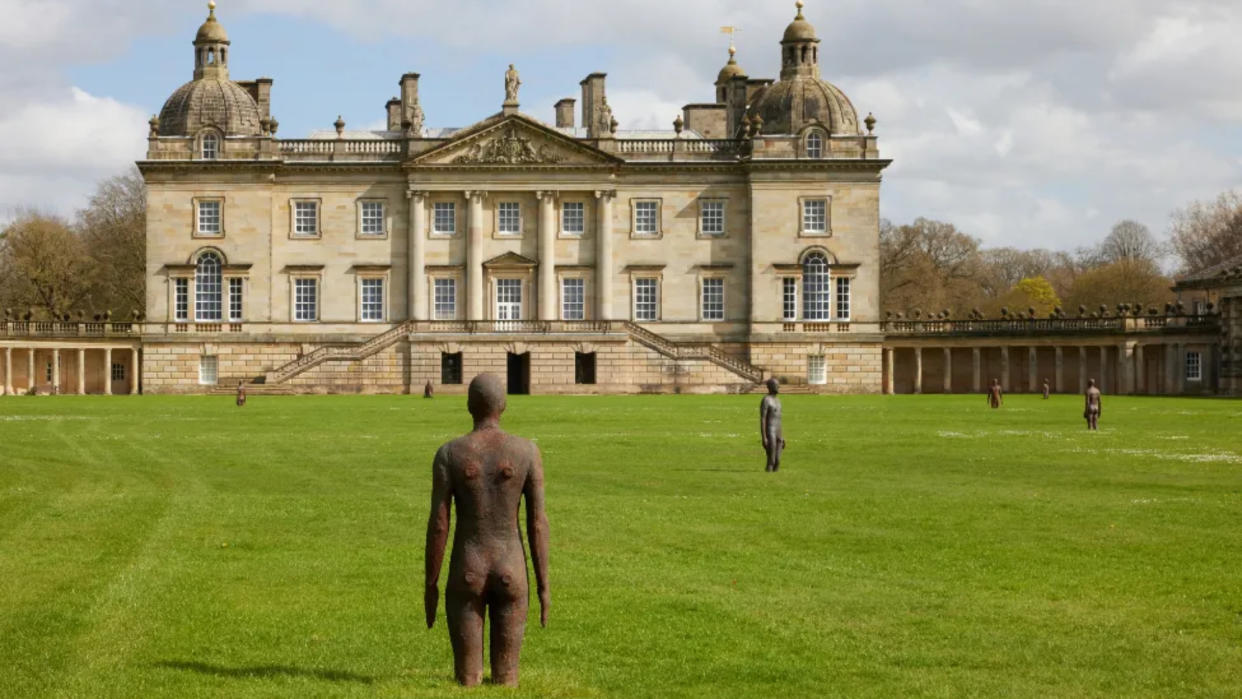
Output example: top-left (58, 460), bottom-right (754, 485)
top-left (524, 445), bottom-right (550, 627)
top-left (759, 400), bottom-right (770, 447)
top-left (424, 446), bottom-right (452, 629)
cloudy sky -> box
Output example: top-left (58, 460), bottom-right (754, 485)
top-left (3, 0), bottom-right (1241, 251)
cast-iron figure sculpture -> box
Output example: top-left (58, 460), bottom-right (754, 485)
top-left (759, 378), bottom-right (785, 472)
top-left (1042, 379), bottom-right (1051, 400)
top-left (424, 380), bottom-right (434, 399)
top-left (424, 373), bottom-right (549, 687)
top-left (1084, 378), bottom-right (1102, 431)
top-left (987, 378), bottom-right (1003, 409)
top-left (236, 381), bottom-right (246, 407)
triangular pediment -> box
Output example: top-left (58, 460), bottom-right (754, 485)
top-left (410, 114), bottom-right (621, 167)
top-left (483, 251), bottom-right (539, 268)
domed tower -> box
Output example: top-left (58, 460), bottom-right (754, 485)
top-left (715, 45), bottom-right (746, 104)
top-left (744, 1), bottom-right (862, 139)
top-left (157, 2), bottom-right (263, 146)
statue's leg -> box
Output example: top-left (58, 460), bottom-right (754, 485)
top-left (487, 576), bottom-right (529, 686)
top-left (445, 584), bottom-right (485, 686)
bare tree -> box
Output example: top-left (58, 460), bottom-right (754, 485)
top-left (78, 167), bottom-right (146, 316)
top-left (1170, 191), bottom-right (1242, 273)
top-left (0, 212), bottom-right (94, 318)
top-left (1091, 220), bottom-right (1164, 265)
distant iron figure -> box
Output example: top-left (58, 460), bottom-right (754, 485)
top-left (988, 378), bottom-right (1004, 409)
top-left (235, 380), bottom-right (246, 407)
top-left (424, 373), bottom-right (549, 686)
top-left (1042, 379), bottom-right (1050, 400)
top-left (424, 380), bottom-right (434, 399)
top-left (760, 378), bottom-right (785, 472)
top-left (1084, 378), bottom-right (1102, 430)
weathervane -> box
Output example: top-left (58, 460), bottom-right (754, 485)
top-left (720, 25), bottom-right (741, 56)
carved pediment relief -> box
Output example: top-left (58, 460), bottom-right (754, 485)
top-left (412, 115), bottom-right (618, 167)
top-left (483, 251), bottom-right (539, 268)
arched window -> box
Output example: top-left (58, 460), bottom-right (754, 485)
top-left (201, 133), bottom-right (218, 160)
top-left (802, 252), bottom-right (831, 320)
top-left (806, 131), bottom-right (823, 159)
top-left (196, 252), bottom-right (223, 321)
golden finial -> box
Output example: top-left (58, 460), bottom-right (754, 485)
top-left (208, 1), bottom-right (217, 17)
top-left (796, 0), bottom-right (805, 17)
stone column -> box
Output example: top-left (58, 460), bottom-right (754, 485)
top-left (3, 347), bottom-right (10, 396)
top-left (77, 348), bottom-right (85, 395)
top-left (27, 348), bottom-right (34, 393)
top-left (130, 349), bottom-right (139, 395)
top-left (1054, 347), bottom-right (1064, 393)
top-left (1175, 343), bottom-right (1185, 395)
top-left (1079, 346), bottom-right (1087, 391)
top-left (1001, 346), bottom-right (1010, 392)
top-left (104, 347), bottom-right (113, 395)
top-left (466, 191), bottom-right (486, 321)
top-left (943, 347), bottom-right (952, 393)
top-left (537, 191), bottom-right (557, 321)
top-left (408, 191), bottom-right (427, 321)
top-left (595, 191), bottom-right (614, 321)
top-left (1028, 346), bottom-right (1037, 392)
top-left (1134, 344), bottom-right (1145, 394)
top-left (1099, 346), bottom-right (1108, 393)
top-left (972, 347), bottom-right (981, 393)
top-left (52, 348), bottom-right (60, 395)
top-left (885, 348), bottom-right (895, 395)
top-left (914, 347), bottom-right (923, 395)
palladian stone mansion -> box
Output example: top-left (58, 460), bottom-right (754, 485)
top-left (136, 1), bottom-right (889, 394)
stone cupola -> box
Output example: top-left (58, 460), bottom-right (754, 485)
top-left (194, 1), bottom-right (231, 81)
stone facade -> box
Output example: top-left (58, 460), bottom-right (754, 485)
top-left (136, 3), bottom-right (890, 395)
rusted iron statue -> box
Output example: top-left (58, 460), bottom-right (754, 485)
top-left (236, 381), bottom-right (246, 407)
top-left (1084, 378), bottom-right (1102, 430)
top-left (760, 378), bottom-right (785, 472)
top-left (424, 380), bottom-right (434, 399)
top-left (424, 373), bottom-right (550, 686)
top-left (987, 378), bottom-right (1004, 409)
top-left (1042, 379), bottom-right (1051, 400)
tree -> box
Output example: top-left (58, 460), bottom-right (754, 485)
top-left (880, 218), bottom-right (981, 314)
top-left (1062, 259), bottom-right (1173, 312)
top-left (1093, 220), bottom-right (1164, 265)
top-left (998, 276), bottom-right (1061, 317)
top-left (78, 167), bottom-right (146, 317)
top-left (0, 213), bottom-right (94, 318)
top-left (1170, 191), bottom-right (1242, 272)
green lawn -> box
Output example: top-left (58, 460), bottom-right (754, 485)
top-left (1, 393), bottom-right (1240, 698)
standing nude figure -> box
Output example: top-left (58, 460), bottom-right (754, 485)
top-left (759, 378), bottom-right (785, 472)
top-left (987, 378), bottom-right (1004, 409)
top-left (424, 373), bottom-right (549, 687)
top-left (235, 381), bottom-right (246, 407)
top-left (1084, 378), bottom-right (1102, 431)
top-left (424, 380), bottom-right (434, 399)
top-left (1042, 379), bottom-right (1051, 400)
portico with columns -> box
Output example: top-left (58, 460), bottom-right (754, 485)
top-left (0, 336), bottom-right (140, 396)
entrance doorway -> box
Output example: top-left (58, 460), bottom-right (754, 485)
top-left (496, 279), bottom-right (522, 321)
top-left (507, 352), bottom-right (530, 395)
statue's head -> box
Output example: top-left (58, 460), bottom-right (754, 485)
top-left (766, 378), bottom-right (780, 394)
top-left (468, 373), bottom-right (507, 421)
top-left (1087, 378), bottom-right (1096, 388)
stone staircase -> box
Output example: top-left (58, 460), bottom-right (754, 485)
top-left (254, 320), bottom-right (769, 388)
top-left (207, 379), bottom-right (294, 396)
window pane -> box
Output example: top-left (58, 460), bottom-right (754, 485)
top-left (634, 201), bottom-right (659, 235)
top-left (808, 355), bottom-right (827, 385)
top-left (199, 356), bottom-right (218, 385)
top-left (202, 134), bottom-right (218, 160)
top-left (700, 200), bottom-right (725, 235)
top-left (433, 202), bottom-right (456, 234)
top-left (228, 277), bottom-right (243, 322)
top-left (361, 278), bottom-right (384, 321)
top-left (197, 200), bottom-right (221, 235)
top-left (195, 253), bottom-right (222, 321)
top-left (701, 278), bottom-right (724, 321)
top-left (433, 278), bottom-right (457, 320)
top-left (111, 363), bottom-right (125, 381)
top-left (294, 278), bottom-right (318, 321)
top-left (562, 202), bottom-right (585, 234)
top-left (807, 132), bottom-right (823, 159)
top-left (498, 202), bottom-right (521, 234)
top-left (562, 278), bottom-right (585, 320)
top-left (783, 278), bottom-right (798, 321)
top-left (175, 278), bottom-right (189, 321)
top-left (802, 199), bottom-right (827, 233)
top-left (835, 277), bottom-right (851, 321)
top-left (294, 201), bottom-right (318, 235)
top-left (1186, 352), bottom-right (1202, 381)
top-left (360, 201), bottom-right (385, 235)
top-left (497, 279), bottom-right (522, 320)
top-left (803, 254), bottom-right (830, 320)
top-left (634, 278), bottom-right (658, 321)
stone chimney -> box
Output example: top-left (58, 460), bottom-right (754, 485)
top-left (400, 73), bottom-right (421, 124)
top-left (386, 98), bottom-right (401, 131)
top-left (580, 73), bottom-right (608, 138)
top-left (555, 98), bottom-right (576, 129)
top-left (254, 78), bottom-right (272, 119)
